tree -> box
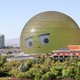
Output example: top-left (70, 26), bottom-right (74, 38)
top-left (18, 62), bottom-right (29, 72)
top-left (75, 67), bottom-right (80, 80)
top-left (62, 66), bottom-right (76, 79)
top-left (34, 72), bottom-right (42, 80)
top-left (50, 65), bottom-right (63, 79)
top-left (0, 56), bottom-right (6, 66)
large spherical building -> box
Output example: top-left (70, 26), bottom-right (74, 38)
top-left (20, 11), bottom-right (80, 54)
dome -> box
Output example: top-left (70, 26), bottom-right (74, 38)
top-left (20, 11), bottom-right (80, 54)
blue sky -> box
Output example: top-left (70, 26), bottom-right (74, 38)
top-left (0, 0), bottom-right (80, 39)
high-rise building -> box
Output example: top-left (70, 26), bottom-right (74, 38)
top-left (0, 34), bottom-right (5, 48)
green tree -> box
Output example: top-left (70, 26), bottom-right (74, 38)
top-left (0, 56), bottom-right (6, 66)
top-left (18, 62), bottom-right (29, 72)
top-left (34, 72), bottom-right (42, 80)
top-left (50, 65), bottom-right (63, 79)
top-left (75, 67), bottom-right (80, 80)
top-left (62, 66), bottom-right (76, 79)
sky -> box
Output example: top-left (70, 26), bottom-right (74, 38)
top-left (0, 0), bottom-right (80, 39)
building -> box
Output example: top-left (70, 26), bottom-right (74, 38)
top-left (50, 45), bottom-right (80, 61)
top-left (20, 11), bottom-right (80, 54)
top-left (68, 45), bottom-right (80, 50)
top-left (0, 34), bottom-right (5, 48)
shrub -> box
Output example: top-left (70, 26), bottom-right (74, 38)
top-left (75, 67), bottom-right (80, 80)
top-left (50, 66), bottom-right (63, 79)
top-left (16, 72), bottom-right (27, 78)
top-left (34, 72), bottom-right (42, 80)
top-left (45, 71), bottom-right (55, 80)
top-left (62, 66), bottom-right (76, 79)
top-left (18, 62), bottom-right (29, 72)
top-left (0, 56), bottom-right (6, 66)
top-left (3, 60), bottom-right (21, 72)
top-left (40, 74), bottom-right (47, 80)
top-left (40, 65), bottom-right (50, 74)
top-left (9, 69), bottom-right (19, 77)
top-left (26, 59), bottom-right (33, 67)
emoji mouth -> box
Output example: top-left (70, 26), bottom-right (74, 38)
top-left (38, 46), bottom-right (40, 48)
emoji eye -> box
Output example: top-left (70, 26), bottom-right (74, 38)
top-left (39, 33), bottom-right (50, 44)
top-left (44, 38), bottom-right (49, 43)
top-left (25, 38), bottom-right (33, 48)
